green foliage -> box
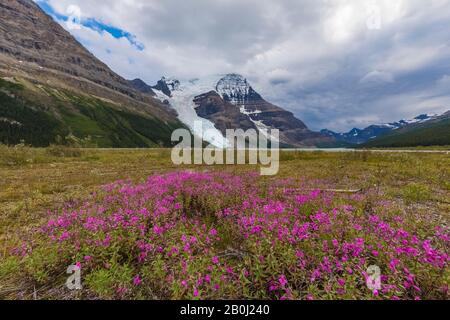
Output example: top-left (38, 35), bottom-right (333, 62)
top-left (23, 245), bottom-right (62, 284)
top-left (0, 78), bottom-right (24, 91)
top-left (85, 264), bottom-right (133, 299)
top-left (0, 142), bottom-right (34, 165)
top-left (0, 91), bottom-right (69, 147)
top-left (402, 183), bottom-right (432, 203)
top-left (0, 80), bottom-right (185, 148)
top-left (45, 134), bottom-right (98, 158)
top-left (344, 151), bottom-right (371, 162)
top-left (444, 181), bottom-right (450, 191)
top-left (45, 145), bottom-right (82, 158)
top-left (64, 93), bottom-right (183, 148)
top-left (0, 256), bottom-right (20, 279)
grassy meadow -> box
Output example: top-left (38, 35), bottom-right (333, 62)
top-left (0, 146), bottom-right (448, 300)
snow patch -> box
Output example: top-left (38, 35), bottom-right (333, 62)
top-left (161, 77), bottom-right (180, 93)
top-left (239, 106), bottom-right (278, 142)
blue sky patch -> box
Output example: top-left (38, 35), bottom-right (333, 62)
top-left (35, 0), bottom-right (145, 51)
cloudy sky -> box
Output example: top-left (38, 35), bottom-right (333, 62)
top-left (34, 0), bottom-right (450, 131)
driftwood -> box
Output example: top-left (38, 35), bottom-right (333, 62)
top-left (435, 199), bottom-right (450, 205)
top-left (282, 188), bottom-right (363, 194)
top-left (314, 188), bottom-right (363, 194)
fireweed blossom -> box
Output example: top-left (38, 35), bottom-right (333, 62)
top-left (15, 171), bottom-right (449, 300)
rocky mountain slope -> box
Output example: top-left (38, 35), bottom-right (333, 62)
top-left (127, 78), bottom-right (156, 96)
top-left (0, 0), bottom-right (184, 147)
top-left (194, 91), bottom-right (258, 135)
top-left (152, 77), bottom-right (180, 98)
top-left (152, 74), bottom-right (332, 147)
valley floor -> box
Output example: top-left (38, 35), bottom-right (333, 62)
top-left (0, 147), bottom-right (448, 300)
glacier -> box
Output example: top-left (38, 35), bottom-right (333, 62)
top-left (152, 76), bottom-right (229, 148)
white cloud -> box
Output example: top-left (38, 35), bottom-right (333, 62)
top-left (360, 70), bottom-right (394, 84)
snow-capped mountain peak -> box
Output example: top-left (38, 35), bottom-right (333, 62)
top-left (383, 113), bottom-right (438, 130)
top-left (402, 113), bottom-right (438, 124)
top-left (151, 74), bottom-right (331, 148)
top-left (152, 77), bottom-right (181, 97)
top-left (216, 74), bottom-right (251, 105)
top-left (162, 77), bottom-right (181, 92)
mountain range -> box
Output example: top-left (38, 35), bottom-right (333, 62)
top-left (360, 111), bottom-right (450, 148)
top-left (321, 113), bottom-right (447, 145)
top-left (0, 0), bottom-right (448, 149)
top-left (149, 74), bottom-right (332, 147)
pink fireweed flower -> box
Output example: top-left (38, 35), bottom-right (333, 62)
top-left (295, 250), bottom-right (305, 263)
top-left (116, 287), bottom-right (128, 296)
top-left (389, 259), bottom-right (400, 272)
top-left (153, 225), bottom-right (164, 235)
top-left (310, 269), bottom-right (321, 282)
top-left (27, 171), bottom-right (450, 300)
top-left (332, 239), bottom-right (339, 248)
top-left (295, 195), bottom-right (309, 205)
top-left (133, 275), bottom-right (142, 286)
top-left (59, 231), bottom-right (70, 242)
top-left (320, 257), bottom-right (333, 273)
top-left (279, 275), bottom-right (288, 287)
top-left (322, 240), bottom-right (329, 251)
top-left (169, 247), bottom-right (179, 257)
top-left (250, 225), bottom-right (263, 234)
top-left (269, 283), bottom-right (278, 292)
